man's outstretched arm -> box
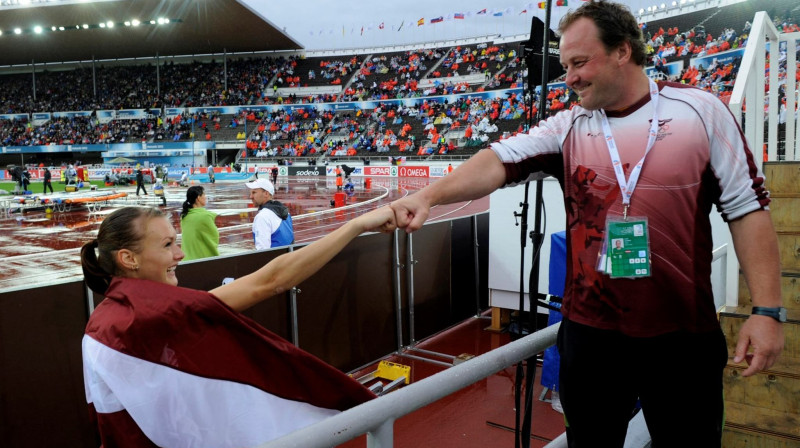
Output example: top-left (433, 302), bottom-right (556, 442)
top-left (391, 148), bottom-right (506, 233)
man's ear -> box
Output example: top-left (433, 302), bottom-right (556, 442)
top-left (116, 249), bottom-right (139, 272)
top-left (616, 41), bottom-right (633, 66)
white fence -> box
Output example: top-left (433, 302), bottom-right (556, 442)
top-left (728, 11), bottom-right (799, 165)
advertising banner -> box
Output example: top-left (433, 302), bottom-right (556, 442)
top-left (363, 166), bottom-right (398, 177)
top-left (288, 166), bottom-right (324, 176)
top-left (429, 166), bottom-right (449, 178)
top-left (690, 48), bottom-right (745, 70)
top-left (398, 166), bottom-right (430, 178)
top-left (325, 166), bottom-right (364, 177)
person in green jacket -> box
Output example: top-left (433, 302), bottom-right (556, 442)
top-left (180, 186), bottom-right (219, 261)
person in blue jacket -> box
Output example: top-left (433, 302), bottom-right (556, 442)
top-left (246, 178), bottom-right (294, 249)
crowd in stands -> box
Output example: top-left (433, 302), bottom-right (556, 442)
top-left (242, 84), bottom-right (578, 159)
top-left (0, 116), bottom-right (169, 146)
top-left (0, 4), bottom-right (797, 159)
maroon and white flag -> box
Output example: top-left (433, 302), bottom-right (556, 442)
top-left (83, 277), bottom-right (375, 447)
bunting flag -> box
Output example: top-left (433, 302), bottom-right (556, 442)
top-left (379, 22), bottom-right (385, 29)
top-left (519, 9), bottom-right (528, 14)
top-left (557, 0), bottom-right (568, 5)
top-left (430, 16), bottom-right (444, 24)
top-left (454, 12), bottom-right (465, 19)
top-left (493, 11), bottom-right (504, 17)
top-left (83, 278), bottom-right (375, 447)
top-left (417, 17), bottom-right (424, 26)
top-left (476, 8), bottom-right (487, 14)
top-left (538, 2), bottom-right (547, 8)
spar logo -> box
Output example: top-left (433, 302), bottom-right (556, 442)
top-left (398, 166), bottom-right (429, 178)
top-left (365, 166), bottom-right (392, 176)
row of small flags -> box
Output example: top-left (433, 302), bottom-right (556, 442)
top-left (414, 2), bottom-right (570, 26)
top-left (310, 1), bottom-right (584, 37)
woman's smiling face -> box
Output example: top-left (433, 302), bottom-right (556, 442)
top-left (129, 216), bottom-right (185, 286)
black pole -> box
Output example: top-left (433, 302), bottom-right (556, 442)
top-left (518, 2), bottom-right (556, 447)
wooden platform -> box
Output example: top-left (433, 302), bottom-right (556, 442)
top-left (721, 162), bottom-right (800, 447)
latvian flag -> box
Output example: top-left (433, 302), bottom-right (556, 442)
top-left (83, 278), bottom-right (375, 447)
top-left (431, 16), bottom-right (444, 23)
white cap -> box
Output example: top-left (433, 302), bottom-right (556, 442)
top-left (245, 178), bottom-right (274, 195)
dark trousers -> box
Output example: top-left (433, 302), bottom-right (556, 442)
top-left (43, 180), bottom-right (53, 194)
top-left (557, 318), bottom-right (727, 447)
top-left (136, 183), bottom-right (148, 195)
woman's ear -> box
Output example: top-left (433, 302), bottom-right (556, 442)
top-left (117, 249), bottom-right (139, 272)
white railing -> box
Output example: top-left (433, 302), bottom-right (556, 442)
top-left (258, 323), bottom-right (559, 448)
top-left (728, 12), bottom-right (799, 165)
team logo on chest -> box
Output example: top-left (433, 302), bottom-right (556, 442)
top-left (648, 118), bottom-right (673, 141)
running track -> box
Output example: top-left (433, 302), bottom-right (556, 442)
top-left (0, 176), bottom-right (488, 291)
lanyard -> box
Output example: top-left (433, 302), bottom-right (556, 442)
top-left (600, 79), bottom-right (660, 219)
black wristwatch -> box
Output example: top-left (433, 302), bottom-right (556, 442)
top-left (751, 306), bottom-right (787, 323)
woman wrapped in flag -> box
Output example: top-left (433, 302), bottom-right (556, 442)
top-left (80, 205), bottom-right (397, 447)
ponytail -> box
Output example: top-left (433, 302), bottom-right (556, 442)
top-left (81, 239), bottom-right (113, 296)
top-left (181, 186), bottom-right (204, 219)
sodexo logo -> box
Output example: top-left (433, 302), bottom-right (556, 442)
top-left (289, 166), bottom-right (323, 176)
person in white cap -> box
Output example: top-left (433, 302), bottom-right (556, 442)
top-left (246, 178), bottom-right (294, 250)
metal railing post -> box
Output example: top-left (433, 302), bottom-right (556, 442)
top-left (407, 232), bottom-right (416, 345)
top-left (393, 229), bottom-right (404, 352)
top-left (288, 246), bottom-right (300, 346)
top-left (366, 418), bottom-right (395, 448)
top-left (473, 215), bottom-right (482, 318)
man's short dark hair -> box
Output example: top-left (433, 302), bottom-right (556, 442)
top-left (558, 0), bottom-right (647, 66)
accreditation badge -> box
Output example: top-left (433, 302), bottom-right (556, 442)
top-left (602, 217), bottom-right (651, 278)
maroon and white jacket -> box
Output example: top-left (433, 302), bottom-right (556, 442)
top-left (491, 81), bottom-right (769, 337)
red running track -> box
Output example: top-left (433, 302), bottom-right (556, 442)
top-left (0, 176), bottom-right (488, 291)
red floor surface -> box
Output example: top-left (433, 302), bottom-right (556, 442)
top-left (341, 316), bottom-right (566, 448)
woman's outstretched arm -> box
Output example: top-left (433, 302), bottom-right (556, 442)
top-left (210, 206), bottom-right (396, 311)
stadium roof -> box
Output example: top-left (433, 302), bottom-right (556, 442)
top-left (0, 0), bottom-right (302, 67)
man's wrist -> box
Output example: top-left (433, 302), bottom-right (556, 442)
top-left (751, 306), bottom-right (787, 323)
